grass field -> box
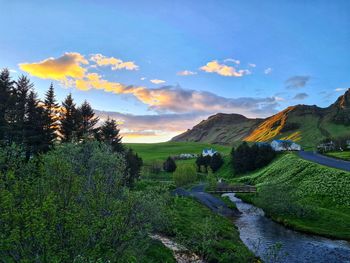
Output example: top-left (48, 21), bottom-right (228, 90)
top-left (325, 151), bottom-right (350, 161)
top-left (126, 142), bottom-right (231, 163)
top-left (231, 153), bottom-right (350, 240)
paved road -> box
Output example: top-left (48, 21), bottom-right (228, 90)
top-left (172, 184), bottom-right (240, 217)
top-left (298, 151), bottom-right (350, 172)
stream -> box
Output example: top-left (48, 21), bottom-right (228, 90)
top-left (224, 193), bottom-right (350, 263)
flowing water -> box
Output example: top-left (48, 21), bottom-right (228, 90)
top-left (224, 193), bottom-right (350, 263)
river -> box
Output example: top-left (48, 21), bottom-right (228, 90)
top-left (224, 193), bottom-right (350, 263)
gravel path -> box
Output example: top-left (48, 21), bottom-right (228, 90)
top-left (298, 151), bottom-right (350, 172)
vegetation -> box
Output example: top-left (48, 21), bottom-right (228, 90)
top-left (164, 197), bottom-right (255, 262)
top-left (234, 154), bottom-right (350, 240)
top-left (0, 142), bottom-right (170, 262)
top-left (325, 151), bottom-right (350, 161)
top-left (195, 153), bottom-right (224, 173)
top-left (173, 164), bottom-right (197, 187)
top-left (163, 156), bottom-right (177, 172)
top-left (232, 142), bottom-right (276, 174)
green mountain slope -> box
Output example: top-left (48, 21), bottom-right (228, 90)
top-left (172, 89), bottom-right (350, 149)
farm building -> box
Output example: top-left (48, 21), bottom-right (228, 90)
top-left (271, 140), bottom-right (301, 151)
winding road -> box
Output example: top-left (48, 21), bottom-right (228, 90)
top-left (298, 151), bottom-right (350, 172)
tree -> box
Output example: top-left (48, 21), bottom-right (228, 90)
top-left (209, 153), bottom-right (224, 172)
top-left (12, 75), bottom-right (33, 144)
top-left (43, 83), bottom-right (59, 150)
top-left (195, 154), bottom-right (204, 172)
top-left (60, 94), bottom-right (80, 142)
top-left (99, 117), bottom-right (123, 152)
top-left (24, 91), bottom-right (46, 159)
top-left (0, 69), bottom-right (14, 144)
top-left (77, 100), bottom-right (99, 141)
top-left (123, 149), bottom-right (143, 187)
top-left (232, 142), bottom-right (253, 173)
top-left (163, 156), bottom-right (176, 172)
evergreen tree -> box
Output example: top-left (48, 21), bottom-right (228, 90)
top-left (209, 153), bottom-right (224, 172)
top-left (60, 94), bottom-right (79, 142)
top-left (123, 149), bottom-right (143, 187)
top-left (195, 154), bottom-right (204, 172)
top-left (24, 91), bottom-right (46, 159)
top-left (77, 100), bottom-right (99, 141)
top-left (0, 69), bottom-right (14, 144)
top-left (12, 76), bottom-right (33, 144)
top-left (43, 83), bottom-right (59, 150)
top-left (99, 117), bottom-right (123, 152)
top-left (163, 156), bottom-right (176, 172)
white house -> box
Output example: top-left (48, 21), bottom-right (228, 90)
top-left (271, 140), bottom-right (301, 151)
top-left (202, 148), bottom-right (217, 157)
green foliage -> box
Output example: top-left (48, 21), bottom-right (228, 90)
top-left (163, 156), bottom-right (176, 172)
top-left (235, 154), bottom-right (350, 239)
top-left (209, 153), bottom-right (224, 172)
top-left (232, 142), bottom-right (276, 174)
top-left (98, 117), bottom-right (123, 152)
top-left (0, 142), bottom-right (167, 262)
top-left (77, 100), bottom-right (99, 141)
top-left (173, 164), bottom-right (197, 187)
top-left (164, 197), bottom-right (255, 262)
top-left (325, 151), bottom-right (350, 161)
top-left (60, 93), bottom-right (80, 142)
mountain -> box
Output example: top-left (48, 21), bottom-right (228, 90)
top-left (171, 89), bottom-right (350, 149)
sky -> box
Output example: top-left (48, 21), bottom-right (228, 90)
top-left (1, 0), bottom-right (350, 142)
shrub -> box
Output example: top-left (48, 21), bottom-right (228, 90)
top-left (163, 156), bottom-right (176, 172)
top-left (173, 164), bottom-right (197, 187)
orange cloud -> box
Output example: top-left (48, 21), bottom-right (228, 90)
top-left (90, 54), bottom-right (139, 70)
top-left (200, 60), bottom-right (251, 77)
top-left (19, 52), bottom-right (88, 81)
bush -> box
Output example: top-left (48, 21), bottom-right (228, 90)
top-left (173, 164), bottom-right (197, 187)
top-left (163, 156), bottom-right (176, 172)
top-left (0, 142), bottom-right (167, 262)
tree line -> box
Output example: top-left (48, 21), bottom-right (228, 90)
top-left (0, 68), bottom-right (142, 186)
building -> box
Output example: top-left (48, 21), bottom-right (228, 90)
top-left (271, 140), bottom-right (301, 151)
top-left (202, 148), bottom-right (217, 157)
top-left (317, 141), bottom-right (336, 152)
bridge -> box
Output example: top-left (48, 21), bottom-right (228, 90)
top-left (208, 185), bottom-right (257, 194)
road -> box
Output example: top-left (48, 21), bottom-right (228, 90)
top-left (298, 151), bottom-right (350, 172)
top-left (172, 184), bottom-right (240, 217)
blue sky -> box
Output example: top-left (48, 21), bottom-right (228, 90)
top-left (1, 0), bottom-right (349, 142)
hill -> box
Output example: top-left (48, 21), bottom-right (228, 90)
top-left (172, 89), bottom-right (350, 149)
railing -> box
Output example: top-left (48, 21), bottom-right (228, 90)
top-left (208, 185), bottom-right (257, 193)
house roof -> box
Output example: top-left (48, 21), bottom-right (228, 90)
top-left (273, 139), bottom-right (294, 143)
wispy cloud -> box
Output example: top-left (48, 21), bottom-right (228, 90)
top-left (285, 76), bottom-right (310, 89)
top-left (334, 88), bottom-right (347, 92)
top-left (224, 58), bottom-right (240, 64)
top-left (90, 53), bottom-right (139, 71)
top-left (264, 68), bottom-right (272, 74)
top-left (150, 79), bottom-right (166, 84)
top-left (177, 70), bottom-right (197, 76)
top-left (293, 92), bottom-right (309, 100)
top-left (200, 60), bottom-right (251, 77)
top-left (248, 63), bottom-right (256, 68)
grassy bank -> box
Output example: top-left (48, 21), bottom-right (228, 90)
top-left (325, 151), bottom-right (350, 161)
top-left (233, 154), bottom-right (350, 240)
top-left (163, 196), bottom-right (255, 263)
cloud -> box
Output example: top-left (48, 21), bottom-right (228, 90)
top-left (140, 77), bottom-right (147, 80)
top-left (248, 63), bottom-right (256, 68)
top-left (285, 76), bottom-right (310, 89)
top-left (20, 52), bottom-right (280, 117)
top-left (335, 88), bottom-right (347, 92)
top-left (200, 60), bottom-right (251, 77)
top-left (264, 68), bottom-right (272, 74)
top-left (224, 58), bottom-right (240, 64)
top-left (90, 54), bottom-right (138, 70)
top-left (293, 93), bottom-right (309, 100)
top-left (177, 70), bottom-right (197, 76)
top-left (150, 79), bottom-right (166, 84)
top-left (19, 52), bottom-right (88, 81)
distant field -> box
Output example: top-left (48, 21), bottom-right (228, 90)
top-left (325, 151), bottom-right (350, 161)
top-left (125, 142), bottom-right (231, 163)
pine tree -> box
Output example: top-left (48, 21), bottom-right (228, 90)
top-left (209, 153), bottom-right (224, 172)
top-left (12, 76), bottom-right (33, 144)
top-left (60, 94), bottom-right (79, 142)
top-left (0, 69), bottom-right (14, 144)
top-left (123, 149), bottom-right (143, 187)
top-left (43, 83), bottom-right (59, 150)
top-left (77, 100), bottom-right (99, 141)
top-left (99, 117), bottom-right (123, 152)
top-left (24, 91), bottom-right (46, 159)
